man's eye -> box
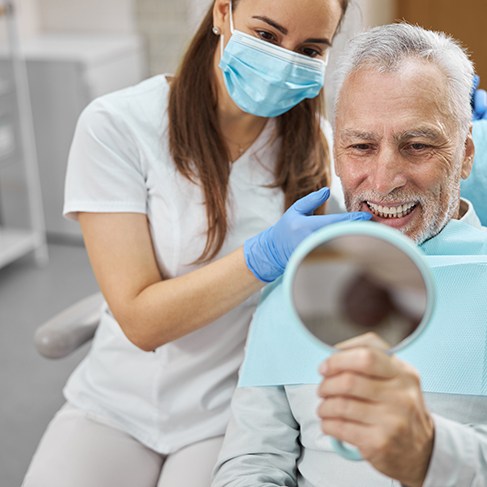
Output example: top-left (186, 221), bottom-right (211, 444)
top-left (351, 144), bottom-right (372, 151)
top-left (408, 143), bottom-right (430, 151)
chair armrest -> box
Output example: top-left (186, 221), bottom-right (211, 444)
top-left (35, 292), bottom-right (105, 359)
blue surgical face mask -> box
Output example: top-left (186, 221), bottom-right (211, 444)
top-left (218, 3), bottom-right (328, 118)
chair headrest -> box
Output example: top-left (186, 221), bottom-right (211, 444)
top-left (461, 120), bottom-right (487, 226)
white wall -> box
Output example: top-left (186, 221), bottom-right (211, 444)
top-left (3, 0), bottom-right (397, 42)
top-left (359, 0), bottom-right (397, 27)
top-left (135, 0), bottom-right (189, 75)
top-left (0, 0), bottom-right (136, 46)
top-left (2, 0), bottom-right (397, 69)
top-left (187, 0), bottom-right (211, 31)
top-left (38, 0), bottom-right (136, 34)
top-left (15, 0), bottom-right (41, 37)
top-left (0, 0), bottom-right (41, 45)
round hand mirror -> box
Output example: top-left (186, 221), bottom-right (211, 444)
top-left (283, 221), bottom-right (436, 460)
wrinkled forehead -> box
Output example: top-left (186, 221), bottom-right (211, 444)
top-left (335, 59), bottom-right (457, 139)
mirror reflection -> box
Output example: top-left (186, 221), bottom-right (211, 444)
top-left (292, 234), bottom-right (428, 349)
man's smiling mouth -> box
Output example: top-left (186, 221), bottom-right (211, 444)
top-left (366, 201), bottom-right (417, 219)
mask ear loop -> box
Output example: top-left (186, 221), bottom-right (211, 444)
top-left (229, 0), bottom-right (235, 33)
top-left (323, 50), bottom-right (330, 66)
top-left (220, 0), bottom-right (235, 59)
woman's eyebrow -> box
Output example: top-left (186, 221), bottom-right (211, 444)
top-left (251, 16), bottom-right (330, 45)
top-left (306, 37), bottom-right (331, 46)
top-left (252, 15), bottom-right (288, 34)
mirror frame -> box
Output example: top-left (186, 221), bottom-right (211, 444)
top-left (283, 221), bottom-right (436, 353)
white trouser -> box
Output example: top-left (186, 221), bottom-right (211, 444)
top-left (22, 403), bottom-right (224, 487)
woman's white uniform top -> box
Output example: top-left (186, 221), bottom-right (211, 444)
top-left (63, 74), bottom-right (340, 454)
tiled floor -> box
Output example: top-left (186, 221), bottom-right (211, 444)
top-left (0, 243), bottom-right (98, 486)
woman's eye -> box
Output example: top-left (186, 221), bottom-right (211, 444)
top-left (256, 30), bottom-right (276, 43)
top-left (301, 47), bottom-right (321, 58)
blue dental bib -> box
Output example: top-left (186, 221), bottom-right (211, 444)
top-left (239, 220), bottom-right (487, 396)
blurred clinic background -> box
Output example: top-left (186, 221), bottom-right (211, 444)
top-left (0, 0), bottom-right (485, 485)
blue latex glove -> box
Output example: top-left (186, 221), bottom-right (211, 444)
top-left (244, 187), bottom-right (372, 282)
top-left (472, 74), bottom-right (487, 120)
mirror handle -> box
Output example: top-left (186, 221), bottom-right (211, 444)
top-left (330, 437), bottom-right (363, 461)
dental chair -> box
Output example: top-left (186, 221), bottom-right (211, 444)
top-left (462, 120), bottom-right (487, 227)
top-left (34, 120), bottom-right (487, 359)
top-left (35, 292), bottom-right (104, 358)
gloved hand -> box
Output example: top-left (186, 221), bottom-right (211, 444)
top-left (244, 187), bottom-right (372, 282)
top-left (472, 74), bottom-right (487, 120)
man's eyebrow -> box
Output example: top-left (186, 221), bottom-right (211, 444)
top-left (252, 15), bottom-right (331, 46)
top-left (340, 128), bottom-right (445, 142)
top-left (395, 128), bottom-right (444, 141)
top-left (340, 129), bottom-right (380, 141)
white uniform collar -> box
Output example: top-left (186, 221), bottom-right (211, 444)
top-left (459, 197), bottom-right (483, 229)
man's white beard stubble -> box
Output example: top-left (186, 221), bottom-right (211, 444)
top-left (345, 181), bottom-right (461, 245)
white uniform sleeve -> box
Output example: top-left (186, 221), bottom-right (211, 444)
top-left (422, 414), bottom-right (487, 487)
top-left (63, 97), bottom-right (147, 220)
top-left (212, 386), bottom-right (300, 487)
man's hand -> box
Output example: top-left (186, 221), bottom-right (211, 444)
top-left (317, 334), bottom-right (435, 487)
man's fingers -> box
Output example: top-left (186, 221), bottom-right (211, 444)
top-left (318, 370), bottom-right (383, 402)
top-left (323, 346), bottom-right (397, 379)
top-left (317, 395), bottom-right (377, 425)
top-left (335, 331), bottom-right (391, 351)
top-left (319, 418), bottom-right (372, 455)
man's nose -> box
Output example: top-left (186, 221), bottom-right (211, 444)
top-left (370, 148), bottom-right (407, 194)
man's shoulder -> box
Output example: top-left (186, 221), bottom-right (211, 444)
top-left (422, 219), bottom-right (487, 256)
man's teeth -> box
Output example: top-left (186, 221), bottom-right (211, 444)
top-left (367, 201), bottom-right (416, 219)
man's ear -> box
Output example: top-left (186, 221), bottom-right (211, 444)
top-left (461, 124), bottom-right (475, 180)
top-left (213, 0), bottom-right (231, 33)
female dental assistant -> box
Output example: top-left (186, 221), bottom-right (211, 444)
top-left (23, 1), bottom-right (368, 486)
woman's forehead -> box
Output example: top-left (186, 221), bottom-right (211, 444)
top-left (235, 0), bottom-right (343, 33)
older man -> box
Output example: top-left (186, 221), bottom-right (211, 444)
top-left (212, 23), bottom-right (487, 487)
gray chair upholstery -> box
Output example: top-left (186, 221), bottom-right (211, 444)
top-left (461, 120), bottom-right (487, 226)
top-left (35, 292), bottom-right (104, 358)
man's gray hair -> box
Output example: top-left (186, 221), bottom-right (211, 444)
top-left (332, 23), bottom-right (474, 137)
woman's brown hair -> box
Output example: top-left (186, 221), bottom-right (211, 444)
top-left (168, 0), bottom-right (349, 263)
